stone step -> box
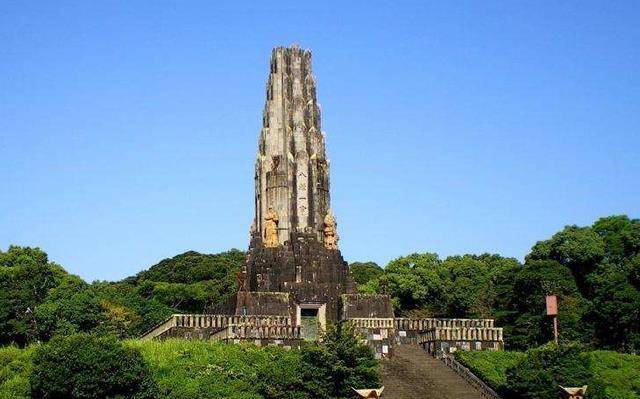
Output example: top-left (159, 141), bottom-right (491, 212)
top-left (380, 345), bottom-right (485, 399)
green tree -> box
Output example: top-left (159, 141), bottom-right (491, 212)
top-left (588, 258), bottom-right (640, 352)
top-left (592, 215), bottom-right (640, 262)
top-left (503, 260), bottom-right (590, 350)
top-left (0, 246), bottom-right (67, 345)
top-left (349, 262), bottom-right (383, 286)
top-left (442, 254), bottom-right (520, 318)
top-left (92, 281), bottom-right (174, 338)
top-left (30, 333), bottom-right (157, 399)
top-left (34, 275), bottom-right (105, 340)
top-left (300, 323), bottom-right (380, 398)
top-left (134, 249), bottom-right (245, 284)
top-left (527, 225), bottom-right (605, 292)
top-left (383, 253), bottom-right (450, 315)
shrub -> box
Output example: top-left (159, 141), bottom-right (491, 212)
top-left (132, 328), bottom-right (380, 399)
top-left (30, 333), bottom-right (157, 399)
top-left (505, 343), bottom-right (592, 399)
top-left (300, 323), bottom-right (381, 398)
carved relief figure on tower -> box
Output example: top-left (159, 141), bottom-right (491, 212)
top-left (264, 208), bottom-right (279, 248)
top-left (323, 210), bottom-right (339, 250)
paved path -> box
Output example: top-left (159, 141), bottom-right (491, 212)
top-left (380, 345), bottom-right (485, 399)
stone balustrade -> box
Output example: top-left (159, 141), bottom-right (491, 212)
top-left (345, 318), bottom-right (395, 329)
top-left (227, 325), bottom-right (302, 339)
top-left (395, 318), bottom-right (495, 331)
top-left (418, 327), bottom-right (504, 343)
top-left (174, 314), bottom-right (291, 328)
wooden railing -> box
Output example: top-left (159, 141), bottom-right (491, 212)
top-left (439, 352), bottom-right (501, 399)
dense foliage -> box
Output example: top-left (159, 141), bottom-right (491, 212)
top-left (0, 247), bottom-right (245, 345)
top-left (505, 343), bottom-right (592, 399)
top-left (0, 214), bottom-right (639, 397)
top-left (348, 262), bottom-right (383, 286)
top-left (454, 350), bottom-right (524, 393)
top-left (0, 247), bottom-right (68, 346)
top-left (30, 333), bottom-right (157, 399)
top-left (131, 339), bottom-right (304, 399)
top-left (456, 344), bottom-right (640, 399)
top-left (360, 215), bottom-right (640, 351)
top-left (587, 350), bottom-right (640, 399)
top-left (133, 325), bottom-right (379, 399)
top-left (299, 323), bottom-right (380, 398)
top-left (0, 345), bottom-right (33, 399)
top-left (0, 325), bottom-right (379, 399)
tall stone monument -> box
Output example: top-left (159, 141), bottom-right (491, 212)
top-left (141, 46), bottom-right (504, 360)
top-left (240, 45), bottom-right (357, 333)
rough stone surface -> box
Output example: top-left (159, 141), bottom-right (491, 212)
top-left (245, 232), bottom-right (355, 323)
top-left (253, 45), bottom-right (331, 246)
top-left (341, 294), bottom-right (394, 319)
top-left (235, 292), bottom-right (290, 316)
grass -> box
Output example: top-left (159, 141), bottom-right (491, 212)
top-left (588, 350), bottom-right (640, 399)
top-left (456, 348), bottom-right (640, 399)
top-left (127, 339), bottom-right (304, 399)
top-left (454, 350), bottom-right (524, 392)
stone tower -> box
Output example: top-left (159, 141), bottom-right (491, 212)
top-left (253, 45), bottom-right (332, 247)
top-left (241, 45), bottom-right (354, 327)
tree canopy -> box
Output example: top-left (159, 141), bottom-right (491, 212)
top-left (1, 214), bottom-right (639, 352)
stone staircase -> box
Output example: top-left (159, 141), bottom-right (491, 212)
top-left (380, 345), bottom-right (487, 399)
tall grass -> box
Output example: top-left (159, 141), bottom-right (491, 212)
top-left (588, 350), bottom-right (640, 399)
top-left (127, 339), bottom-right (304, 399)
top-left (456, 348), bottom-right (640, 399)
top-left (454, 350), bottom-right (524, 391)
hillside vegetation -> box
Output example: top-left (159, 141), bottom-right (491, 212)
top-left (0, 324), bottom-right (379, 399)
top-left (358, 215), bottom-right (640, 352)
top-left (456, 344), bottom-right (640, 399)
top-left (0, 214), bottom-right (639, 398)
top-left (0, 247), bottom-right (245, 344)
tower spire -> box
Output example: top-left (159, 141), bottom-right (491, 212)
top-left (254, 46), bottom-right (332, 247)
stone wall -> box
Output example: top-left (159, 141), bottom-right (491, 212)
top-left (418, 327), bottom-right (504, 355)
top-left (235, 292), bottom-right (291, 316)
top-left (341, 294), bottom-right (394, 319)
top-left (344, 318), bottom-right (395, 359)
top-left (244, 233), bottom-right (355, 323)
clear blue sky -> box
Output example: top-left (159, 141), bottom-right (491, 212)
top-left (1, 1), bottom-right (639, 281)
